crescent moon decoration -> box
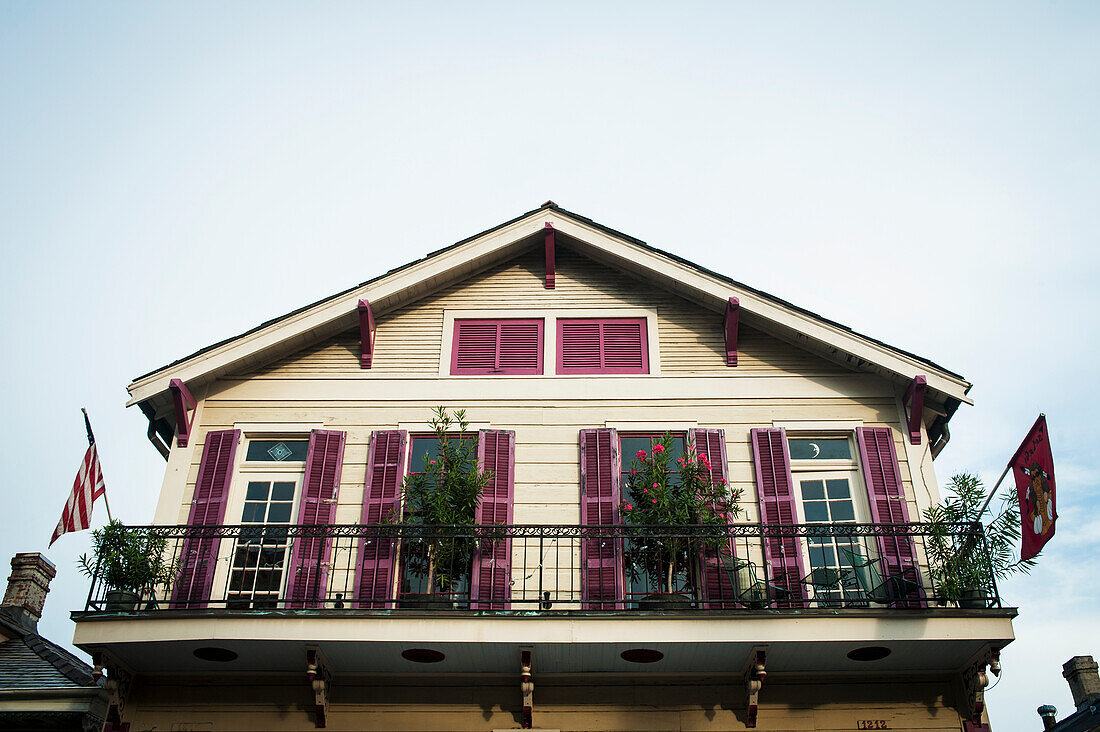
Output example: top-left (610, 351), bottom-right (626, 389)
top-left (809, 443), bottom-right (821, 459)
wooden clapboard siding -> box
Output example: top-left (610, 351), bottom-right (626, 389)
top-left (124, 674), bottom-right (966, 731)
top-left (238, 245), bottom-right (850, 378)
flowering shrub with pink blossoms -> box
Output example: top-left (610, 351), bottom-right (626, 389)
top-left (619, 433), bottom-right (743, 595)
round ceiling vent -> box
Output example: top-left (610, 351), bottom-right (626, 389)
top-left (847, 646), bottom-right (891, 662)
top-left (620, 648), bottom-right (664, 664)
top-left (401, 648), bottom-right (446, 663)
top-left (193, 647), bottom-right (238, 663)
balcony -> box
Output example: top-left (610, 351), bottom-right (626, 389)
top-left (72, 522), bottom-right (1015, 679)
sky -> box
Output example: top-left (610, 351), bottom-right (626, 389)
top-left (1, 2), bottom-right (1097, 729)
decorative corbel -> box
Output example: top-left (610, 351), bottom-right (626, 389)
top-left (307, 646), bottom-right (333, 728)
top-left (358, 299), bottom-right (376, 369)
top-left (724, 297), bottom-right (739, 367)
top-left (168, 378), bottom-right (196, 448)
top-left (93, 651), bottom-right (133, 729)
top-left (743, 646), bottom-right (767, 728)
top-left (544, 223), bottom-right (556, 289)
top-left (903, 375), bottom-right (927, 445)
top-left (520, 647), bottom-right (534, 729)
top-left (962, 651), bottom-right (996, 725)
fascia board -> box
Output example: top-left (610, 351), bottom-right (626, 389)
top-left (128, 208), bottom-right (972, 407)
top-left (545, 213), bottom-right (973, 405)
top-left (126, 211), bottom-right (550, 405)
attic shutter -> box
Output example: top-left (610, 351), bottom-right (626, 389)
top-left (471, 430), bottom-right (515, 609)
top-left (856, 427), bottom-right (924, 606)
top-left (452, 320), bottom-right (543, 374)
top-left (354, 430), bottom-right (406, 608)
top-left (691, 429), bottom-right (736, 608)
top-left (751, 428), bottom-right (806, 607)
top-left (579, 428), bottom-right (623, 609)
top-left (285, 430), bottom-right (346, 608)
top-left (558, 319), bottom-right (648, 374)
top-left (170, 429), bottom-right (239, 609)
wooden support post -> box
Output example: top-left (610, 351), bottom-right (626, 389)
top-left (307, 646), bottom-right (332, 728)
top-left (358, 299), bottom-right (375, 369)
top-left (903, 375), bottom-right (927, 445)
top-left (724, 297), bottom-right (739, 367)
top-left (544, 223), bottom-right (555, 289)
top-left (520, 647), bottom-right (534, 729)
top-left (168, 378), bottom-right (196, 448)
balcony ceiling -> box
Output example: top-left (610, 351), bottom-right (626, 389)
top-left (74, 609), bottom-right (1015, 677)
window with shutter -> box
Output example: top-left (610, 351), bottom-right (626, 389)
top-left (557, 318), bottom-right (649, 374)
top-left (451, 319), bottom-right (543, 375)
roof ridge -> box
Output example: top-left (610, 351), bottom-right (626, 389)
top-left (20, 633), bottom-right (98, 687)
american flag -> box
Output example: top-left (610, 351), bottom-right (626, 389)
top-left (49, 414), bottom-right (107, 546)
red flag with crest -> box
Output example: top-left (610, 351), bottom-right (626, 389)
top-left (1010, 415), bottom-right (1056, 561)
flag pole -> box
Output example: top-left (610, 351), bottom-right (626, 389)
top-left (976, 412), bottom-right (1046, 522)
top-left (81, 408), bottom-right (113, 523)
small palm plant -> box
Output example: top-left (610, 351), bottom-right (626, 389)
top-left (619, 433), bottom-right (743, 596)
top-left (922, 473), bottom-right (1036, 605)
top-left (400, 407), bottom-right (493, 597)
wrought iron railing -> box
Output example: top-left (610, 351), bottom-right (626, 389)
top-left (79, 522), bottom-right (1001, 613)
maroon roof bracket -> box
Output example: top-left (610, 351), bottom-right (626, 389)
top-left (724, 297), bottom-right (739, 367)
top-left (168, 378), bottom-right (196, 448)
top-left (544, 222), bottom-right (555, 289)
top-left (358, 299), bottom-right (376, 369)
top-left (903, 375), bottom-right (927, 445)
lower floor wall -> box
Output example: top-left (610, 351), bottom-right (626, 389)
top-left (118, 674), bottom-right (978, 732)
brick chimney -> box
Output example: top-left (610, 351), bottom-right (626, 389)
top-left (1063, 656), bottom-right (1100, 711)
top-left (2, 553), bottom-right (57, 630)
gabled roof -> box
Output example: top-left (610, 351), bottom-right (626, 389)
top-left (0, 608), bottom-right (98, 689)
top-left (127, 202), bottom-right (972, 408)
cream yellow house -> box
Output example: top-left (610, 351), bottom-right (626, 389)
top-left (74, 203), bottom-right (1012, 732)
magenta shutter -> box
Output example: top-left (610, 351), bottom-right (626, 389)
top-left (579, 428), bottom-right (623, 609)
top-left (354, 430), bottom-right (406, 608)
top-left (856, 427), bottom-right (924, 606)
top-left (558, 319), bottom-right (649, 374)
top-left (451, 320), bottom-right (543, 374)
top-left (471, 430), bottom-right (515, 609)
top-left (285, 430), bottom-right (346, 609)
top-left (692, 429), bottom-right (736, 608)
top-left (751, 428), bottom-right (806, 607)
top-left (170, 429), bottom-right (239, 609)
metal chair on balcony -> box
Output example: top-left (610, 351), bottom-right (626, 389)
top-left (838, 547), bottom-right (921, 605)
top-left (727, 557), bottom-right (789, 609)
top-left (799, 566), bottom-right (849, 607)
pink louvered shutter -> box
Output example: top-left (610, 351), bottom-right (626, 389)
top-left (471, 430), bottom-right (514, 609)
top-left (452, 320), bottom-right (543, 374)
top-left (285, 430), bottom-right (346, 609)
top-left (692, 429), bottom-right (736, 608)
top-left (558, 319), bottom-right (648, 374)
top-left (580, 428), bottom-right (623, 609)
top-left (751, 428), bottom-right (806, 607)
top-left (170, 429), bottom-right (239, 609)
top-left (856, 427), bottom-right (924, 606)
top-left (354, 430), bottom-right (406, 608)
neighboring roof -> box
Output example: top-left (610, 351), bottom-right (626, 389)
top-left (0, 610), bottom-right (97, 689)
top-left (127, 202), bottom-right (973, 407)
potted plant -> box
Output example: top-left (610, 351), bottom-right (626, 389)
top-left (78, 520), bottom-right (177, 612)
top-left (619, 433), bottom-right (743, 609)
top-left (399, 407), bottom-right (493, 609)
top-left (922, 473), bottom-right (1036, 608)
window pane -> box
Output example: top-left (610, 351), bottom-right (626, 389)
top-left (267, 503), bottom-right (292, 523)
top-left (408, 436), bottom-right (476, 474)
top-left (804, 502), bottom-right (829, 522)
top-left (830, 502), bottom-right (855, 522)
top-left (826, 479), bottom-right (851, 499)
top-left (241, 503), bottom-right (267, 523)
top-left (800, 480), bottom-right (825, 500)
top-left (271, 482), bottom-right (296, 501)
top-left (246, 440), bottom-right (310, 462)
top-left (246, 482), bottom-right (270, 501)
top-left (788, 438), bottom-right (851, 461)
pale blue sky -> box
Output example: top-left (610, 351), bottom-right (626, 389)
top-left (2, 3), bottom-right (1097, 728)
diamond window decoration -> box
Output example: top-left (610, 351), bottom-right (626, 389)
top-left (266, 442), bottom-right (293, 461)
